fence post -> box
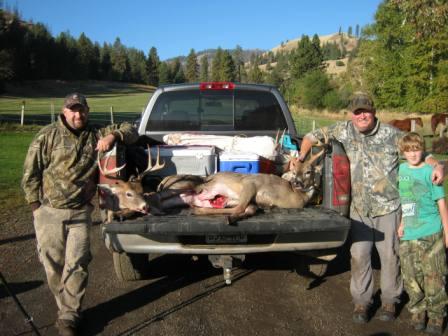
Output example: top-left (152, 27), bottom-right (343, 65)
top-left (110, 106), bottom-right (114, 124)
top-left (411, 119), bottom-right (415, 131)
top-left (312, 120), bottom-right (316, 131)
top-left (50, 103), bottom-right (55, 123)
top-left (20, 102), bottom-right (25, 126)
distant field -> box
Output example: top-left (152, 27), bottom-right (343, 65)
top-left (0, 80), bottom-right (155, 125)
top-left (0, 131), bottom-right (35, 208)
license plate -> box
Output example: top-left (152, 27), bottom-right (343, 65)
top-left (205, 234), bottom-right (247, 244)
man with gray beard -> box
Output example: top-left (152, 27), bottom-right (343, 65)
top-left (298, 92), bottom-right (444, 324)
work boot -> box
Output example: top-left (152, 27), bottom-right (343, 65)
top-left (55, 319), bottom-right (77, 336)
top-left (411, 311), bottom-right (426, 331)
top-left (426, 318), bottom-right (444, 335)
top-left (352, 304), bottom-right (368, 324)
top-left (377, 303), bottom-right (395, 321)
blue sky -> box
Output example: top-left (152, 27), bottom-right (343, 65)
top-left (12, 0), bottom-right (383, 60)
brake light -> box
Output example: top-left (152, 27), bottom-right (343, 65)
top-left (200, 82), bottom-right (235, 90)
top-left (332, 155), bottom-right (350, 206)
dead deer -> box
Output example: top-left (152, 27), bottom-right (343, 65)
top-left (97, 145), bottom-right (165, 222)
top-left (281, 131), bottom-right (328, 183)
top-left (189, 147), bottom-right (327, 222)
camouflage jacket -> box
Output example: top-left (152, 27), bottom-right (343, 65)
top-left (22, 117), bottom-right (138, 209)
top-left (308, 120), bottom-right (403, 218)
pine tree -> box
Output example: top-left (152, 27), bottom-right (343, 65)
top-left (221, 50), bottom-right (236, 81)
top-left (233, 45), bottom-right (245, 82)
top-left (100, 42), bottom-right (112, 80)
top-left (347, 26), bottom-right (353, 37)
top-left (77, 33), bottom-right (95, 79)
top-left (185, 48), bottom-right (199, 82)
top-left (290, 35), bottom-right (323, 78)
top-left (171, 58), bottom-right (185, 83)
top-left (146, 46), bottom-right (160, 86)
top-left (158, 62), bottom-right (170, 85)
top-left (355, 24), bottom-right (360, 38)
top-left (111, 37), bottom-right (130, 81)
top-left (247, 54), bottom-right (263, 83)
top-left (211, 47), bottom-right (224, 81)
top-left (128, 48), bottom-right (147, 83)
top-left (199, 55), bottom-right (209, 82)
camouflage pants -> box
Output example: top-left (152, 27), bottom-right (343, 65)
top-left (350, 209), bottom-right (403, 306)
top-left (400, 231), bottom-right (448, 319)
top-left (33, 204), bottom-right (93, 322)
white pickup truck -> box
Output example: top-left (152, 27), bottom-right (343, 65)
top-left (101, 82), bottom-right (351, 283)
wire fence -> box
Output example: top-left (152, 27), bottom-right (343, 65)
top-left (0, 106), bottom-right (337, 135)
top-left (0, 110), bottom-right (142, 127)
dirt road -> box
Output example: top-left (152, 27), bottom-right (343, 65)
top-left (0, 204), bottom-right (435, 336)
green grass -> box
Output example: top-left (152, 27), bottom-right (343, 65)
top-left (0, 131), bottom-right (36, 208)
top-left (0, 80), bottom-right (155, 114)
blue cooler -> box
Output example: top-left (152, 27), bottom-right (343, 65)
top-left (219, 151), bottom-right (274, 174)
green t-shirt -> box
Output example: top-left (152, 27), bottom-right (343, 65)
top-left (398, 162), bottom-right (445, 240)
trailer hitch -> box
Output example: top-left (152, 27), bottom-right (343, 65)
top-left (208, 255), bottom-right (245, 285)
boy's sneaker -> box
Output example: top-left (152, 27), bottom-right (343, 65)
top-left (426, 318), bottom-right (444, 335)
top-left (411, 311), bottom-right (426, 331)
top-left (352, 304), bottom-right (368, 324)
top-left (377, 303), bottom-right (395, 321)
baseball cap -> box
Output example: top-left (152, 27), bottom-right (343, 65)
top-left (349, 92), bottom-right (375, 113)
top-left (63, 93), bottom-right (89, 109)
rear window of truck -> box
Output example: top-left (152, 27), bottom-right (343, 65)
top-left (146, 89), bottom-right (287, 132)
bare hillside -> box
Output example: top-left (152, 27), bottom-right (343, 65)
top-left (271, 32), bottom-right (358, 55)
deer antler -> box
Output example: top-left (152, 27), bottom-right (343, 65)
top-left (98, 150), bottom-right (126, 177)
top-left (274, 128), bottom-right (287, 151)
top-left (140, 145), bottom-right (165, 178)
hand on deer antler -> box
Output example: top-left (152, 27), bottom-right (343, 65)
top-left (96, 133), bottom-right (116, 152)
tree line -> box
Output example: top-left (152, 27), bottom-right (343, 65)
top-left (2, 1), bottom-right (446, 114)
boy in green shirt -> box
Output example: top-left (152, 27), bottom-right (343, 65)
top-left (398, 132), bottom-right (448, 334)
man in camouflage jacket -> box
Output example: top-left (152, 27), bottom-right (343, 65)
top-left (22, 93), bottom-right (138, 336)
top-left (298, 92), bottom-right (444, 324)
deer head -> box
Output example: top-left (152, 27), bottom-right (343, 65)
top-left (282, 131), bottom-right (328, 190)
top-left (97, 145), bottom-right (165, 219)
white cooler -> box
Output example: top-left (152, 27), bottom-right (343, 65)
top-left (147, 145), bottom-right (217, 177)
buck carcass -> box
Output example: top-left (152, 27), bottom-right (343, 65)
top-left (146, 174), bottom-right (209, 213)
top-left (190, 148), bottom-right (326, 222)
top-left (98, 145), bottom-right (165, 222)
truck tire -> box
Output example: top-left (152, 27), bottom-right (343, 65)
top-left (112, 252), bottom-right (149, 281)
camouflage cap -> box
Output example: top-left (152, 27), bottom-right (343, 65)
top-left (63, 92), bottom-right (89, 109)
top-left (349, 92), bottom-right (375, 113)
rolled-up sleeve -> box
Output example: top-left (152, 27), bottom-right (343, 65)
top-left (102, 122), bottom-right (139, 145)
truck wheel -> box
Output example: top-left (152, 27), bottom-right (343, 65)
top-left (112, 252), bottom-right (149, 281)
